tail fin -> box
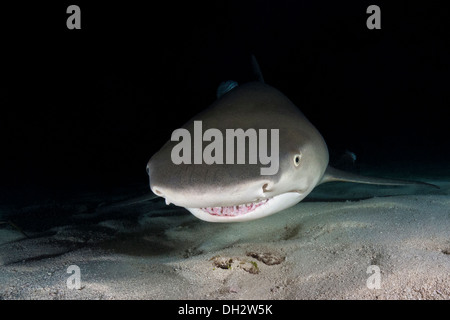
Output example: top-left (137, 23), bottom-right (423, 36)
top-left (217, 80), bottom-right (239, 99)
top-left (320, 166), bottom-right (439, 189)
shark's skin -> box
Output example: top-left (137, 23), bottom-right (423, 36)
top-left (146, 82), bottom-right (438, 223)
top-left (147, 82), bottom-right (328, 222)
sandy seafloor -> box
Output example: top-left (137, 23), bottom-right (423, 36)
top-left (1, 164), bottom-right (449, 300)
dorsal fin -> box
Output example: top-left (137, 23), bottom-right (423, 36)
top-left (320, 166), bottom-right (439, 189)
top-left (251, 54), bottom-right (265, 83)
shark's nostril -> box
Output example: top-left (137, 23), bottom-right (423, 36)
top-left (152, 188), bottom-right (171, 205)
top-left (153, 188), bottom-right (163, 196)
top-left (262, 182), bottom-right (275, 193)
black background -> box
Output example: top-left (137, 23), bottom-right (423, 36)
top-left (1, 1), bottom-right (449, 204)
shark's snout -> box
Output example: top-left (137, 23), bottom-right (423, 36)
top-left (144, 81), bottom-right (330, 222)
top-left (148, 175), bottom-right (302, 222)
top-left (150, 179), bottom-right (275, 208)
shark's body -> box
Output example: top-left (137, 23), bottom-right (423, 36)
top-left (146, 62), bottom-right (437, 222)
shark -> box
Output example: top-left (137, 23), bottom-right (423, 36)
top-left (146, 56), bottom-right (438, 222)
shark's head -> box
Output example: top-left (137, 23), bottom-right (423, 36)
top-left (146, 82), bottom-right (329, 222)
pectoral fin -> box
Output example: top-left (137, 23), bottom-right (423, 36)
top-left (320, 166), bottom-right (439, 189)
top-left (96, 192), bottom-right (160, 211)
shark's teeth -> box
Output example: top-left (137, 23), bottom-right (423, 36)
top-left (200, 199), bottom-right (269, 217)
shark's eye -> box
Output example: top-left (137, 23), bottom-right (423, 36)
top-left (293, 154), bottom-right (302, 167)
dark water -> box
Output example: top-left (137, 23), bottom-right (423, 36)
top-left (1, 1), bottom-right (449, 218)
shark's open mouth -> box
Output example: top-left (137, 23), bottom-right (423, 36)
top-left (200, 198), bottom-right (269, 217)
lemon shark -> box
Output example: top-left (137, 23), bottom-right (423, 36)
top-left (146, 57), bottom-right (437, 222)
